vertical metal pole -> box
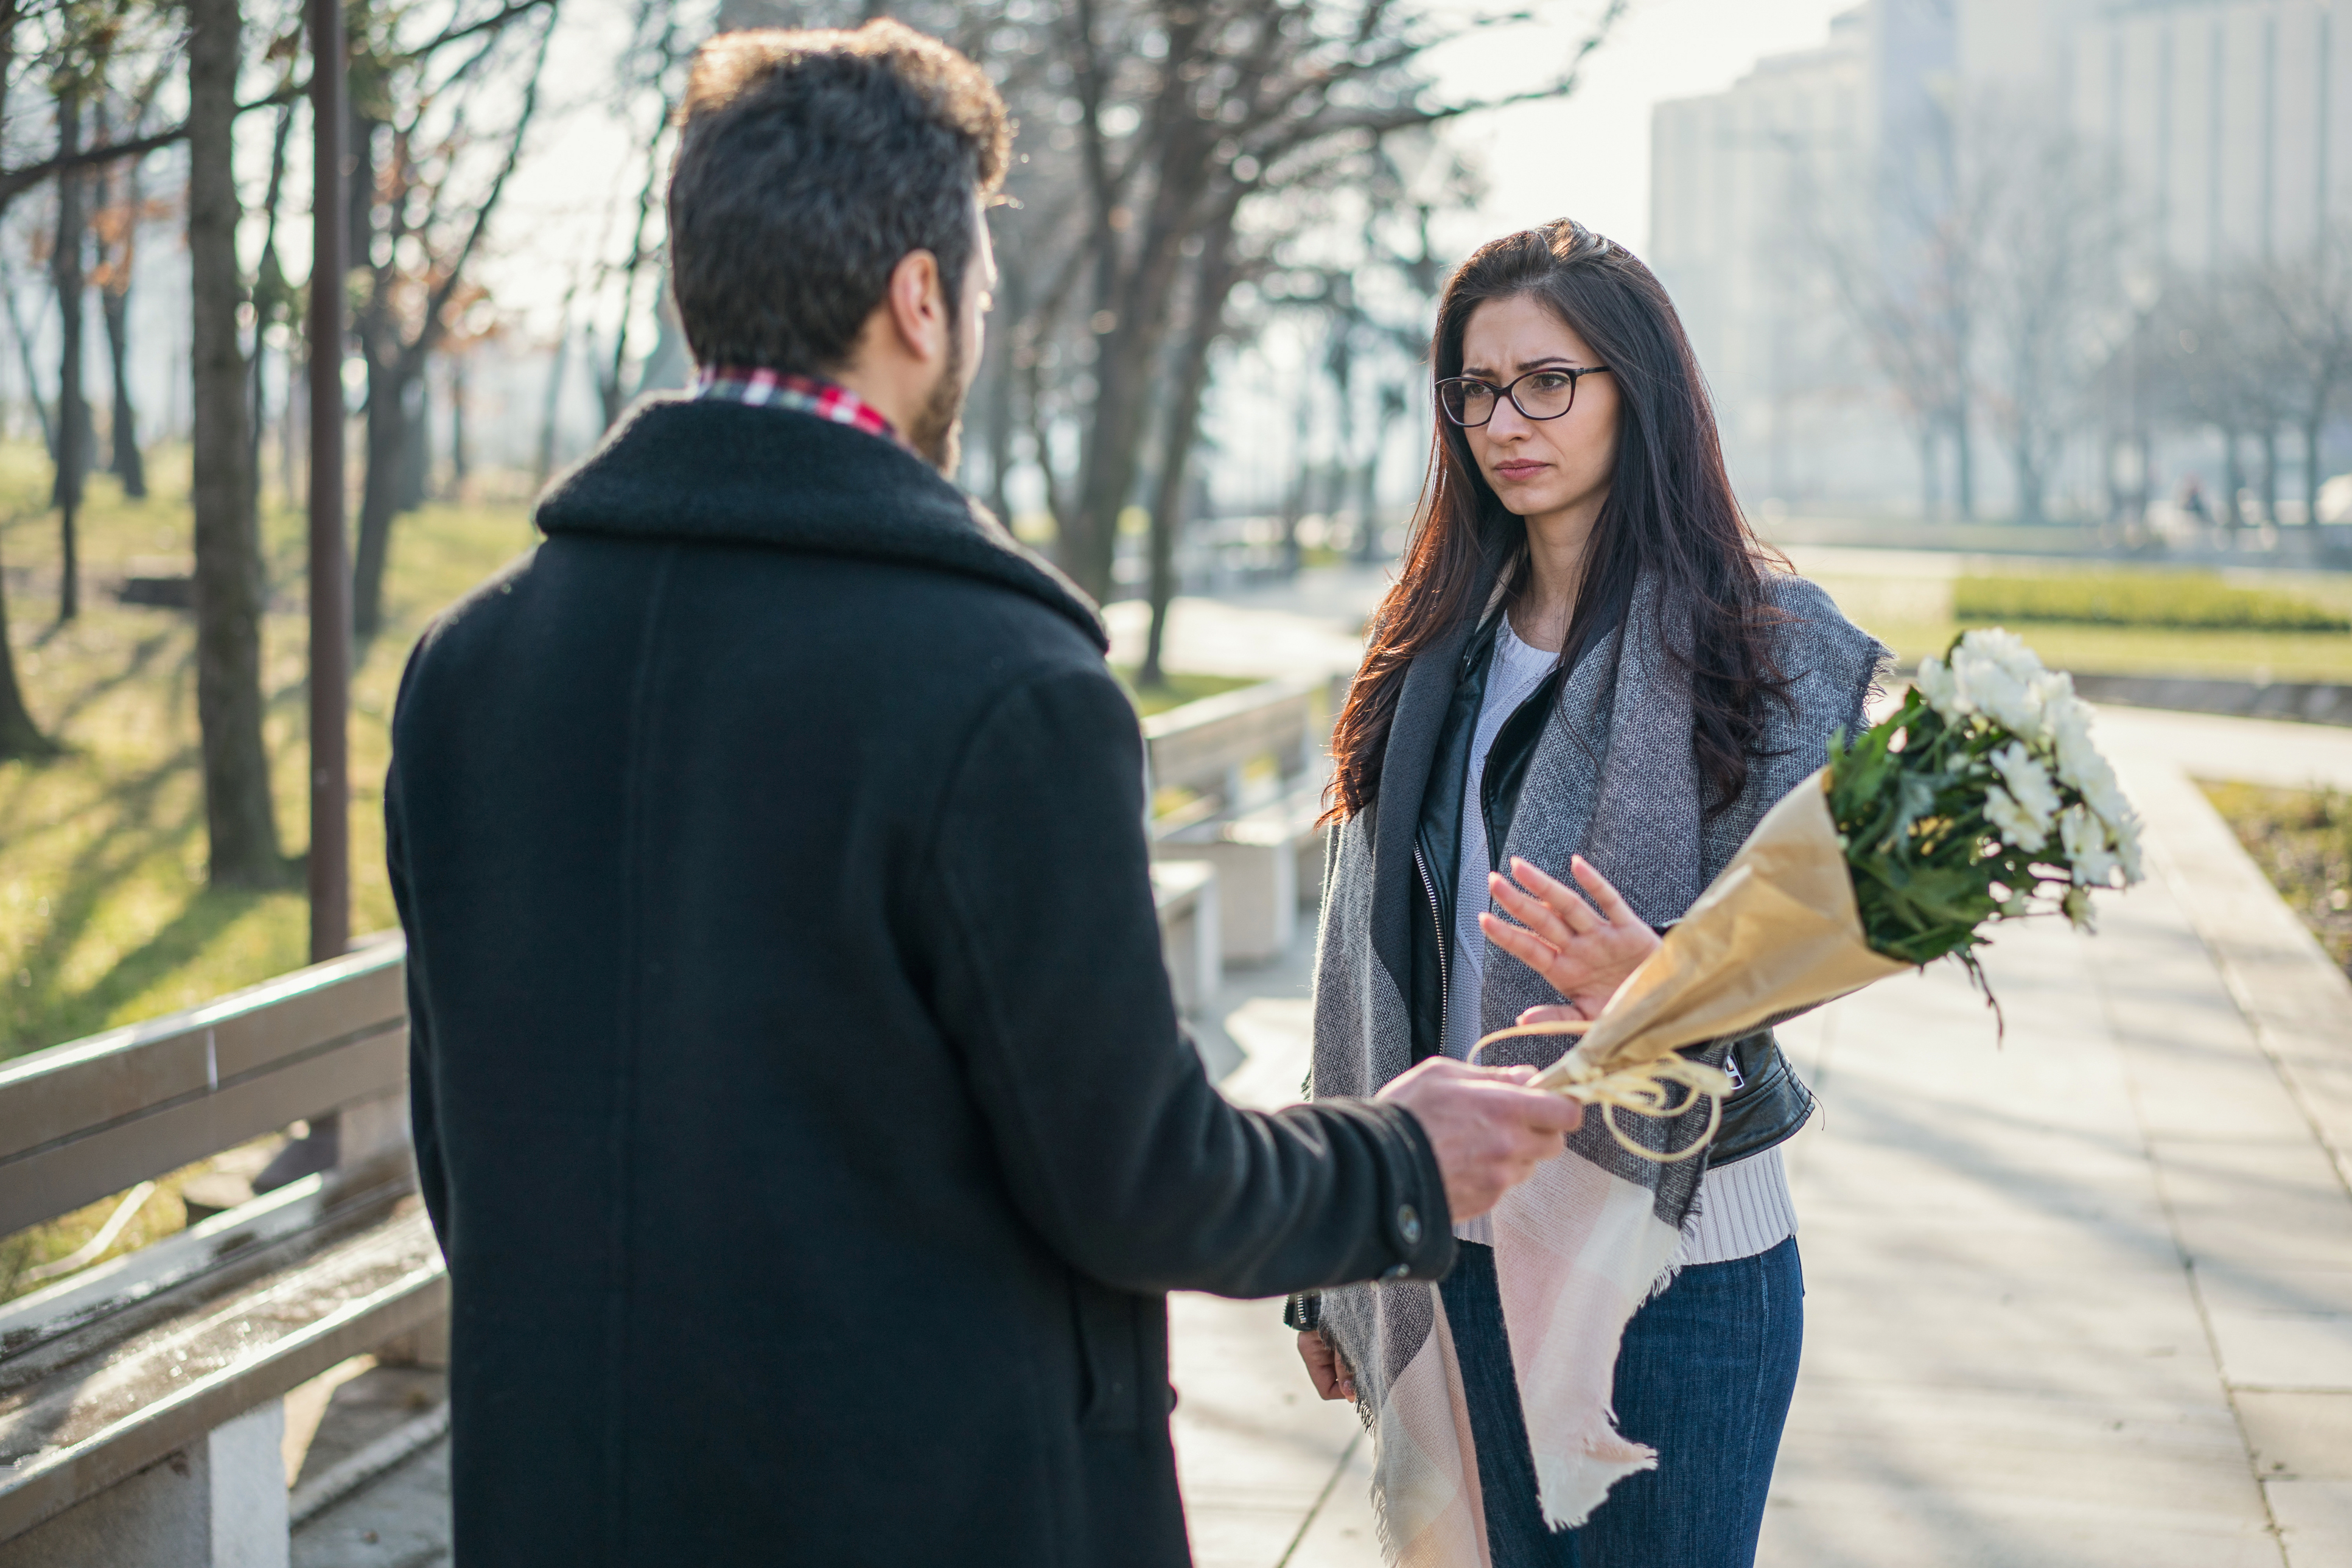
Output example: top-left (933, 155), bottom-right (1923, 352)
top-left (307, 0), bottom-right (349, 964)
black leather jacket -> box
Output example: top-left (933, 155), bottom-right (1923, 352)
top-left (1407, 611), bottom-right (1813, 1172)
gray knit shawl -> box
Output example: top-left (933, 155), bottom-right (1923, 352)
top-left (1309, 568), bottom-right (1885, 1458)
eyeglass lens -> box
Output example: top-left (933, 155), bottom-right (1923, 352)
top-left (1440, 370), bottom-right (1583, 425)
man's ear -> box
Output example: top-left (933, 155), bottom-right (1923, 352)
top-left (884, 249), bottom-right (948, 366)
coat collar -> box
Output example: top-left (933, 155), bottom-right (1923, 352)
top-left (534, 395), bottom-right (1107, 651)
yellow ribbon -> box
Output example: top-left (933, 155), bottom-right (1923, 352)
top-left (1471, 1019), bottom-right (1736, 1165)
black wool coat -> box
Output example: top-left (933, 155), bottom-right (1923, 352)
top-left (385, 396), bottom-right (1457, 1567)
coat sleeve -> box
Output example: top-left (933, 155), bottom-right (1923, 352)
top-left (919, 664), bottom-right (1458, 1297)
top-left (385, 653), bottom-right (451, 1251)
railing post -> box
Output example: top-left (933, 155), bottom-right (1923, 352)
top-left (307, 0), bottom-right (349, 967)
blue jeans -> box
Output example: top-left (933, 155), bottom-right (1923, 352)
top-left (1437, 1236), bottom-right (1803, 1568)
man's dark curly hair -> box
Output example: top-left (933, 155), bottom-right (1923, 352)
top-left (668, 21), bottom-right (1010, 376)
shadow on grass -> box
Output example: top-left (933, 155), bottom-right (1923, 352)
top-left (3, 740), bottom-right (209, 1057)
top-left (43, 623), bottom-right (186, 738)
top-left (43, 880), bottom-right (298, 1052)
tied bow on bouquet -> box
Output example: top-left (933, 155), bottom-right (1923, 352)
top-left (1479, 628), bottom-right (2147, 1162)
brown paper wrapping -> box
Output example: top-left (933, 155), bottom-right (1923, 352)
top-left (1492, 768), bottom-right (1912, 1098)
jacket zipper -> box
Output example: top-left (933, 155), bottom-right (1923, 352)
top-left (1414, 844), bottom-right (1449, 1050)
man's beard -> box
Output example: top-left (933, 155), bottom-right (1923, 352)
top-left (909, 327), bottom-right (967, 474)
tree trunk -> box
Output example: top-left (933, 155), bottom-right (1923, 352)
top-left (351, 352), bottom-right (411, 642)
top-left (2011, 430), bottom-right (2044, 527)
top-left (0, 534), bottom-right (55, 758)
top-left (100, 273), bottom-right (144, 498)
top-left (449, 356), bottom-right (469, 499)
top-left (94, 107), bottom-right (146, 499)
top-left (2306, 413), bottom-right (2326, 530)
top-left (189, 0), bottom-right (284, 885)
top-left (1065, 183), bottom-right (1205, 601)
top-left (2260, 428), bottom-right (2281, 527)
top-left (51, 89), bottom-right (85, 623)
top-left (396, 365), bottom-right (429, 511)
top-left (1139, 245), bottom-right (1234, 688)
top-left (2222, 428), bottom-right (2245, 533)
top-left (535, 324), bottom-right (569, 490)
top-left (2, 265), bottom-right (54, 459)
top-left (1917, 426), bottom-right (1940, 522)
top-left (984, 268), bottom-right (1023, 530)
top-left (1951, 405), bottom-right (1975, 520)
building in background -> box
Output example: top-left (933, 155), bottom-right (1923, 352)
top-left (1650, 0), bottom-right (2352, 526)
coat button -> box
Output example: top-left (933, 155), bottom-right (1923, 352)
top-left (1396, 1205), bottom-right (1422, 1245)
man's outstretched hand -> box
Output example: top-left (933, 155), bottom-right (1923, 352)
top-left (1377, 1057), bottom-right (1583, 1221)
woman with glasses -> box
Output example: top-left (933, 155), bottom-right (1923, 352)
top-left (1286, 220), bottom-right (1883, 1567)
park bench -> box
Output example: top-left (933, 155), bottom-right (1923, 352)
top-left (0, 936), bottom-right (438, 1566)
top-left (1151, 860), bottom-right (1221, 1017)
top-left (1145, 673), bottom-right (1349, 965)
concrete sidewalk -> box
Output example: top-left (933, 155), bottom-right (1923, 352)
top-left (1169, 711), bottom-right (2352, 1567)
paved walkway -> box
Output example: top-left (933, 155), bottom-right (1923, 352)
top-left (1157, 570), bottom-right (2352, 1564)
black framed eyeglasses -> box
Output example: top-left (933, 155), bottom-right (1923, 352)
top-left (1435, 366), bottom-right (1611, 427)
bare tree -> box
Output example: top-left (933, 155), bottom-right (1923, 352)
top-left (2154, 273), bottom-right (2289, 536)
top-left (50, 82), bottom-right (85, 620)
top-left (349, 1), bottom-right (558, 641)
top-left (2252, 228), bottom-right (2352, 532)
top-left (590, 0), bottom-right (686, 430)
top-left (187, 0), bottom-right (285, 884)
top-left (91, 69), bottom-right (169, 502)
top-left (1790, 89), bottom-right (1983, 521)
top-left (1971, 99), bottom-right (2129, 525)
top-left (1026, 0), bottom-right (1625, 601)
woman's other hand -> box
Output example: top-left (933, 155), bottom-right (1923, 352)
top-left (1480, 854), bottom-right (1662, 1023)
top-left (1298, 1330), bottom-right (1355, 1402)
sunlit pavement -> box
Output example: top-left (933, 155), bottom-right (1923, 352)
top-left (1162, 578), bottom-right (2352, 1567)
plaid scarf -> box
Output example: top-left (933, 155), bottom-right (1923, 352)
top-left (693, 367), bottom-right (906, 452)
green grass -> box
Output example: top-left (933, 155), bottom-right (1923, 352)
top-left (1809, 567), bottom-right (2352, 684)
top-left (0, 450), bottom-right (533, 1063)
top-left (2200, 782), bottom-right (2352, 978)
top-left (1954, 572), bottom-right (2351, 631)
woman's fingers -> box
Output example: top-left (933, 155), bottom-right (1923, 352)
top-left (1570, 855), bottom-right (1640, 926)
top-left (1479, 910), bottom-right (1561, 979)
top-left (1487, 868), bottom-right (1581, 950)
top-left (1516, 1003), bottom-right (1586, 1026)
top-left (1509, 856), bottom-right (1602, 934)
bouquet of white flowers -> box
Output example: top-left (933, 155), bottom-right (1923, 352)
top-left (1482, 628), bottom-right (2146, 1158)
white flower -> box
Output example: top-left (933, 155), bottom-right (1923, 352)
top-left (2032, 671), bottom-right (2082, 749)
top-left (2049, 698), bottom-right (2107, 785)
top-left (1946, 628), bottom-right (2060, 741)
top-left (2063, 886), bottom-right (2096, 930)
top-left (1986, 786), bottom-right (2050, 851)
top-left (1990, 742), bottom-right (2062, 834)
top-left (1954, 648), bottom-right (2047, 739)
top-left (2059, 803), bottom-right (2120, 887)
top-left (1961, 626), bottom-right (2050, 687)
top-left (1916, 655), bottom-right (1965, 719)
top-left (2111, 808), bottom-right (2146, 884)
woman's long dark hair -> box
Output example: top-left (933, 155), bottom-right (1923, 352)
top-left (1325, 219), bottom-right (1786, 823)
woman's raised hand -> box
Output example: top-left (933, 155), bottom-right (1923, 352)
top-left (1479, 854), bottom-right (1663, 1024)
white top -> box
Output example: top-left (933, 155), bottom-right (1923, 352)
top-left (1443, 615), bottom-right (1797, 1264)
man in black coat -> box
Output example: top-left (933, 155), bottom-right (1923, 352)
top-left (386, 21), bottom-right (1581, 1565)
